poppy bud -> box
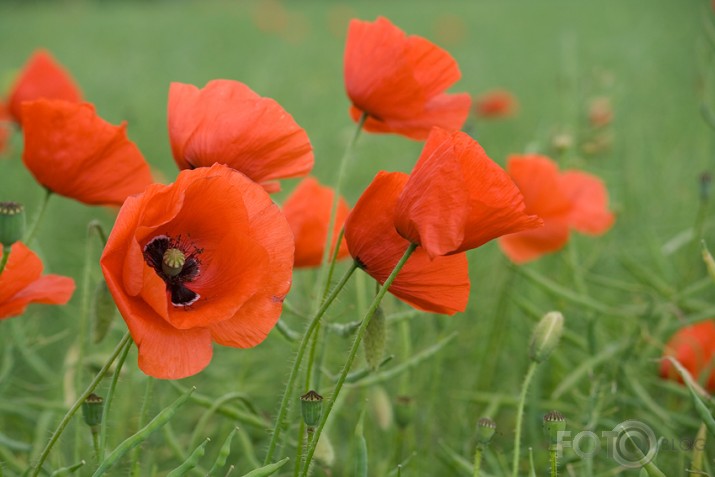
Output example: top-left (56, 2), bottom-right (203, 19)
top-left (529, 311), bottom-right (564, 363)
top-left (82, 393), bottom-right (104, 431)
top-left (300, 390), bottom-right (323, 428)
top-left (91, 279), bottom-right (117, 344)
top-left (314, 433), bottom-right (335, 468)
top-left (0, 202), bottom-right (25, 246)
top-left (394, 395), bottom-right (414, 429)
top-left (363, 306), bottom-right (386, 370)
top-left (476, 417), bottom-right (496, 445)
top-left (543, 410), bottom-right (566, 446)
top-left (370, 385), bottom-right (393, 430)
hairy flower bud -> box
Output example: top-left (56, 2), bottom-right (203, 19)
top-left (529, 311), bottom-right (564, 363)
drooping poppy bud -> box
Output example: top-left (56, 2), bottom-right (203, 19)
top-left (529, 311), bottom-right (564, 363)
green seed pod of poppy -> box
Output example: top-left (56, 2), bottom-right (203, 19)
top-left (0, 202), bottom-right (25, 246)
top-left (82, 393), bottom-right (104, 430)
top-left (529, 311), bottom-right (564, 363)
top-left (476, 417), bottom-right (496, 445)
top-left (543, 410), bottom-right (566, 445)
top-left (300, 390), bottom-right (323, 428)
top-left (363, 306), bottom-right (386, 371)
top-left (92, 279), bottom-right (117, 344)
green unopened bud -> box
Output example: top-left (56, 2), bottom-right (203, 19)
top-left (363, 306), bottom-right (386, 371)
top-left (394, 395), bottom-right (414, 429)
top-left (92, 280), bottom-right (117, 344)
top-left (529, 311), bottom-right (564, 363)
top-left (82, 393), bottom-right (104, 431)
top-left (314, 433), bottom-right (335, 468)
top-left (0, 202), bottom-right (25, 245)
top-left (162, 248), bottom-right (185, 277)
top-left (543, 410), bottom-right (566, 446)
top-left (300, 390), bottom-right (323, 428)
top-left (370, 385), bottom-right (393, 430)
top-left (476, 417), bottom-right (496, 445)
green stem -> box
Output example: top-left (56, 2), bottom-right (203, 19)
top-left (512, 362), bottom-right (538, 477)
top-left (473, 445), bottom-right (483, 477)
top-left (30, 331), bottom-right (133, 477)
top-left (263, 262), bottom-right (358, 465)
top-left (313, 113), bottom-right (366, 300)
top-left (99, 333), bottom-right (133, 461)
top-left (23, 188), bottom-right (52, 245)
top-left (300, 244), bottom-right (418, 476)
top-left (549, 445), bottom-right (558, 477)
top-left (0, 244), bottom-right (10, 275)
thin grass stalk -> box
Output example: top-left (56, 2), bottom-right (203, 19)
top-left (511, 362), bottom-right (538, 477)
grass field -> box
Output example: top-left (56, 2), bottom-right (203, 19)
top-left (0, 0), bottom-right (713, 475)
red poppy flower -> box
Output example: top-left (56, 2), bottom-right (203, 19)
top-left (21, 99), bottom-right (153, 206)
top-left (100, 163), bottom-right (294, 379)
top-left (660, 321), bottom-right (715, 391)
top-left (344, 17), bottom-right (471, 140)
top-left (7, 49), bottom-right (82, 124)
top-left (499, 155), bottom-right (614, 264)
top-left (0, 242), bottom-right (75, 319)
top-left (345, 171), bottom-right (469, 315)
top-left (394, 127), bottom-right (541, 258)
top-left (168, 80), bottom-right (313, 192)
top-left (282, 177), bottom-right (350, 268)
top-left (473, 89), bottom-right (518, 119)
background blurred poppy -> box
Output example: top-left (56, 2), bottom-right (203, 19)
top-left (660, 321), bottom-right (715, 392)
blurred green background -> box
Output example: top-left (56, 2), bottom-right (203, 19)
top-left (0, 0), bottom-right (713, 475)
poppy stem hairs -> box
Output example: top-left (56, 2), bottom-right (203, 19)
top-left (300, 243), bottom-right (418, 476)
top-left (30, 332), bottom-right (133, 477)
top-left (263, 261), bottom-right (359, 465)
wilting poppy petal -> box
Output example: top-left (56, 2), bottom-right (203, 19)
top-left (395, 128), bottom-right (541, 258)
top-left (559, 171), bottom-right (614, 235)
top-left (282, 177), bottom-right (350, 268)
top-left (498, 155), bottom-right (613, 264)
top-left (473, 89), bottom-right (518, 119)
top-left (168, 80), bottom-right (313, 191)
top-left (21, 100), bottom-right (153, 206)
top-left (0, 242), bottom-right (75, 319)
top-left (345, 171), bottom-right (469, 315)
top-left (660, 321), bottom-right (715, 392)
top-left (101, 163), bottom-right (294, 379)
top-left (344, 17), bottom-right (471, 140)
top-left (7, 49), bottom-right (82, 124)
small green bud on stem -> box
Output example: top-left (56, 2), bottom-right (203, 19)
top-left (0, 202), bottom-right (25, 246)
top-left (300, 390), bottom-right (323, 429)
top-left (529, 311), bottom-right (564, 363)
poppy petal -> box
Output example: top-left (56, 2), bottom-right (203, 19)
top-left (559, 171), bottom-right (614, 235)
top-left (282, 177), bottom-right (351, 268)
top-left (345, 171), bottom-right (470, 315)
top-left (344, 17), bottom-right (470, 140)
top-left (660, 321), bottom-right (715, 391)
top-left (21, 100), bottom-right (153, 206)
top-left (498, 217), bottom-right (571, 264)
top-left (395, 128), bottom-right (541, 257)
top-left (168, 80), bottom-right (313, 189)
top-left (0, 242), bottom-right (75, 319)
top-left (8, 49), bottom-right (82, 124)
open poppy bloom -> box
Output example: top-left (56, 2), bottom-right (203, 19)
top-left (394, 127), bottom-right (542, 258)
top-left (660, 321), bottom-right (715, 391)
top-left (345, 171), bottom-right (469, 315)
top-left (498, 155), bottom-right (614, 264)
top-left (100, 163), bottom-right (294, 379)
top-left (168, 80), bottom-right (314, 192)
top-left (473, 89), bottom-right (518, 119)
top-left (344, 17), bottom-right (471, 140)
top-left (282, 177), bottom-right (350, 268)
top-left (0, 242), bottom-right (75, 319)
top-left (7, 49), bottom-right (82, 124)
top-left (21, 100), bottom-right (153, 206)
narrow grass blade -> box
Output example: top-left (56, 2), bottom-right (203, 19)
top-left (239, 457), bottom-right (289, 477)
top-left (166, 437), bottom-right (210, 477)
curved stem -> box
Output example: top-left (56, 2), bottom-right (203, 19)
top-left (300, 244), bottom-right (417, 476)
top-left (263, 262), bottom-right (358, 465)
top-left (313, 113), bottom-right (366, 300)
top-left (23, 188), bottom-right (52, 245)
top-left (99, 333), bottom-right (133, 460)
top-left (512, 362), bottom-right (538, 477)
top-left (30, 331), bottom-right (133, 477)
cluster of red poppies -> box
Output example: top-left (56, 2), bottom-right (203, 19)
top-left (1, 17), bottom-right (703, 387)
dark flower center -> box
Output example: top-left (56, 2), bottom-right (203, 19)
top-left (143, 235), bottom-right (202, 307)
